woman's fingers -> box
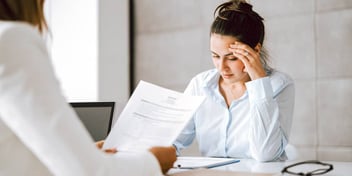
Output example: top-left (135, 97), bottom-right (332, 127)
top-left (229, 42), bottom-right (266, 80)
top-left (230, 42), bottom-right (257, 60)
top-left (104, 148), bottom-right (118, 154)
top-left (95, 140), bottom-right (118, 154)
top-left (149, 146), bottom-right (177, 174)
top-left (95, 140), bottom-right (105, 149)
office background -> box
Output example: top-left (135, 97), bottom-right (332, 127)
top-left (47, 0), bottom-right (352, 161)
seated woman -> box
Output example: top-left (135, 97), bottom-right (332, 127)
top-left (173, 0), bottom-right (295, 162)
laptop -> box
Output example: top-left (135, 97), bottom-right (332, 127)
top-left (70, 102), bottom-right (115, 141)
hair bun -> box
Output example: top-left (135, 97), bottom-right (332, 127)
top-left (214, 0), bottom-right (263, 21)
top-left (238, 2), bottom-right (253, 13)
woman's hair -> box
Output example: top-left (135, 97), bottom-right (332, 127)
top-left (0, 0), bottom-right (47, 33)
top-left (211, 0), bottom-right (273, 73)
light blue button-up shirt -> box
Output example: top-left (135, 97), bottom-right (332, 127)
top-left (174, 69), bottom-right (295, 161)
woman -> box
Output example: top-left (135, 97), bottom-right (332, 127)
top-left (173, 0), bottom-right (295, 162)
top-left (0, 0), bottom-right (175, 175)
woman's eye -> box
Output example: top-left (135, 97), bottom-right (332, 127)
top-left (228, 57), bottom-right (238, 61)
top-left (212, 55), bottom-right (220, 59)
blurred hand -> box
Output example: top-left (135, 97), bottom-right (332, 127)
top-left (149, 146), bottom-right (177, 174)
top-left (95, 140), bottom-right (117, 154)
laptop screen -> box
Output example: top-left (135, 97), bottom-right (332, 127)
top-left (70, 102), bottom-right (115, 141)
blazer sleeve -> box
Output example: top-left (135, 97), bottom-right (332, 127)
top-left (0, 23), bottom-right (162, 176)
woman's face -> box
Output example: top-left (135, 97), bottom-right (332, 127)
top-left (210, 33), bottom-right (249, 84)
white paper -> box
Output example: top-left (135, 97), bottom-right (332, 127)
top-left (103, 81), bottom-right (205, 151)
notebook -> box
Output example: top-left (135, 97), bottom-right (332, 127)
top-left (173, 157), bottom-right (240, 169)
top-left (169, 169), bottom-right (275, 176)
top-left (70, 102), bottom-right (115, 141)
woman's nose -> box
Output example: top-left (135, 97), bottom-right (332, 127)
top-left (219, 58), bottom-right (228, 70)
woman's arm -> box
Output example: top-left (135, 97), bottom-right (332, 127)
top-left (246, 74), bottom-right (295, 162)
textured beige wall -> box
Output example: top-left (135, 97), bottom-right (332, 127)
top-left (134, 0), bottom-right (352, 161)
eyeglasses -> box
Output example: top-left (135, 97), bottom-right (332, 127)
top-left (281, 160), bottom-right (333, 176)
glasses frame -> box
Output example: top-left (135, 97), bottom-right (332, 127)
top-left (281, 160), bottom-right (333, 176)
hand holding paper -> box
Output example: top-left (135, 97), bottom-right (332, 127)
top-left (103, 81), bottom-right (205, 151)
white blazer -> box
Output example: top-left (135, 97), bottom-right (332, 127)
top-left (0, 21), bottom-right (162, 176)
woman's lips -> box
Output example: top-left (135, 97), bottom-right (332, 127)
top-left (222, 73), bottom-right (233, 78)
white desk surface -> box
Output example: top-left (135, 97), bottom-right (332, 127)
top-left (168, 158), bottom-right (352, 176)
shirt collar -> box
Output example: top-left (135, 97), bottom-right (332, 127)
top-left (202, 69), bottom-right (220, 89)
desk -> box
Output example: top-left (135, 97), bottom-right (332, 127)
top-left (168, 158), bottom-right (352, 176)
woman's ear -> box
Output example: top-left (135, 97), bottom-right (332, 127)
top-left (254, 43), bottom-right (262, 54)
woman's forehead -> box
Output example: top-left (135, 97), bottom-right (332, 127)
top-left (210, 34), bottom-right (238, 50)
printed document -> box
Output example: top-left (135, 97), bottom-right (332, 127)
top-left (103, 81), bottom-right (205, 151)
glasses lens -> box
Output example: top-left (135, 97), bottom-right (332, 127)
top-left (282, 161), bottom-right (333, 175)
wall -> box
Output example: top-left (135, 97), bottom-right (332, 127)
top-left (134, 0), bottom-right (352, 161)
top-left (48, 0), bottom-right (98, 101)
top-left (98, 0), bottom-right (130, 121)
top-left (47, 0), bottom-right (130, 123)
top-left (98, 0), bottom-right (130, 104)
top-left (47, 0), bottom-right (130, 105)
